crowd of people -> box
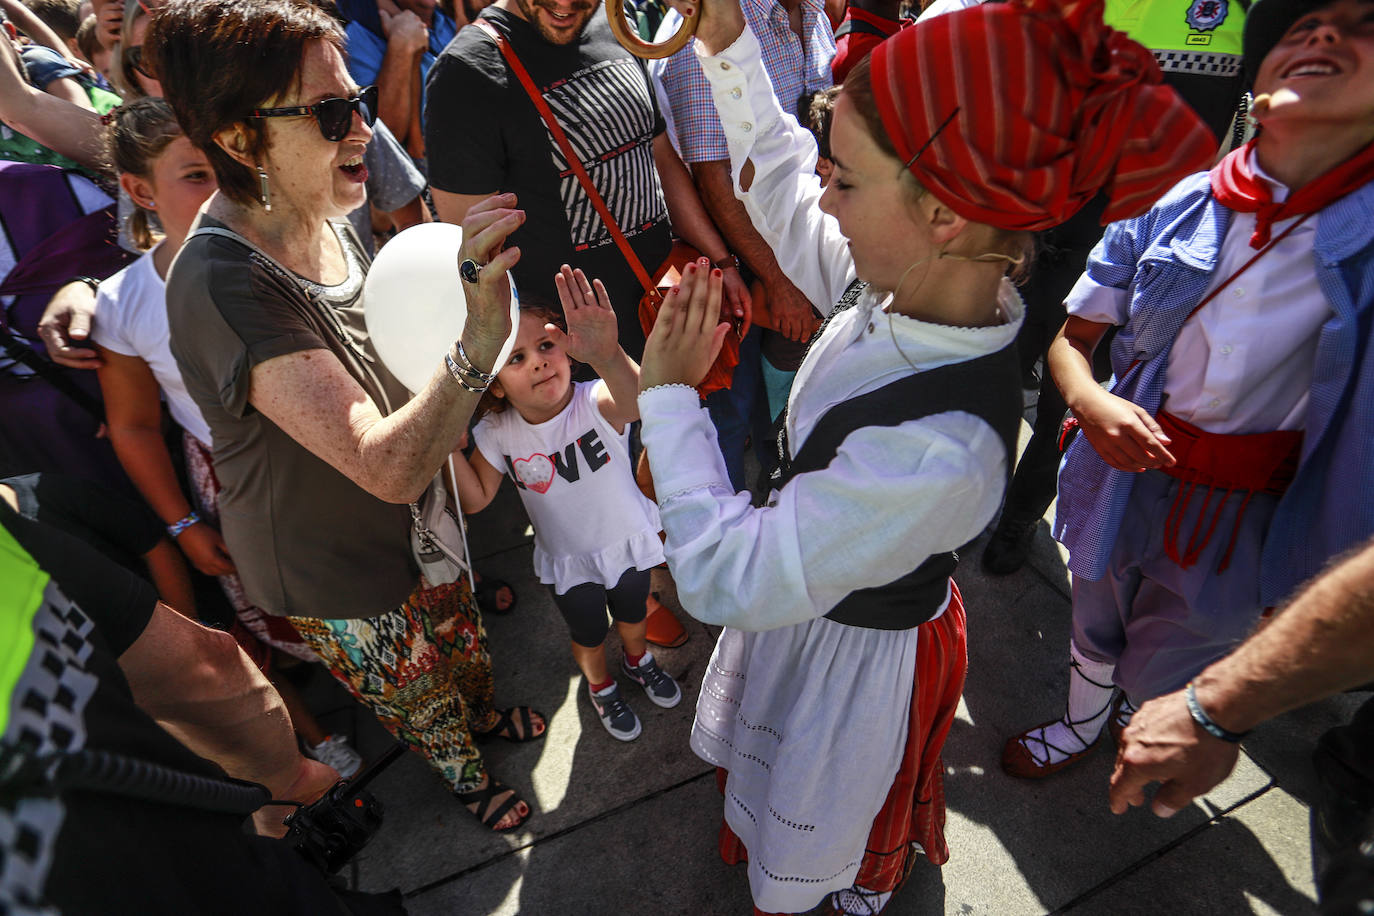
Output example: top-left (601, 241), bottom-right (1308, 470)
top-left (0, 0), bottom-right (1371, 913)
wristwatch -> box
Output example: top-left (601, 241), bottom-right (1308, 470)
top-left (712, 254), bottom-right (741, 271)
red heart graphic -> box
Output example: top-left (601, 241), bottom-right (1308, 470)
top-left (513, 453), bottom-right (556, 494)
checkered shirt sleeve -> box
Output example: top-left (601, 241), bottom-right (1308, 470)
top-left (657, 0), bottom-right (835, 164)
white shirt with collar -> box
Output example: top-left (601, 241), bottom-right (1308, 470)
top-left (636, 26), bottom-right (1023, 913)
top-left (1067, 150), bottom-right (1329, 434)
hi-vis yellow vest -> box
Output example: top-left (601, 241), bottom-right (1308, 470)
top-left (1104, 0), bottom-right (1245, 80)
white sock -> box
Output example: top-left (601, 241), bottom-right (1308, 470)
top-left (1026, 642), bottom-right (1116, 765)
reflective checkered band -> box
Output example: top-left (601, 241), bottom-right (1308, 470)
top-left (1152, 50), bottom-right (1242, 77)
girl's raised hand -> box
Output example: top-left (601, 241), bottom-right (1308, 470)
top-left (550, 265), bottom-right (621, 369)
top-left (639, 258), bottom-right (729, 391)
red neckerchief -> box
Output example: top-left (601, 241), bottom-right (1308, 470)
top-left (1210, 138), bottom-right (1374, 248)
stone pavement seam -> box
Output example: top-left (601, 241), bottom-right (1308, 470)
top-left (1051, 780), bottom-right (1278, 914)
top-left (403, 768), bottom-right (717, 902)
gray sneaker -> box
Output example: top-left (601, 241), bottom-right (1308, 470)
top-left (621, 651), bottom-right (682, 708)
top-left (589, 682), bottom-right (641, 741)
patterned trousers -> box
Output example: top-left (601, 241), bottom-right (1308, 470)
top-left (289, 576), bottom-right (497, 793)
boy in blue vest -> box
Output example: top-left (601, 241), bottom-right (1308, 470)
top-left (1004, 0), bottom-right (1374, 777)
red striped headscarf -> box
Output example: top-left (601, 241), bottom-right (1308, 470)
top-left (869, 0), bottom-right (1217, 232)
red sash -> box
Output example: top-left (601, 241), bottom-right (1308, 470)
top-left (1156, 411), bottom-right (1301, 572)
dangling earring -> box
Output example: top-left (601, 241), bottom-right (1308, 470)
top-left (256, 165), bottom-right (272, 213)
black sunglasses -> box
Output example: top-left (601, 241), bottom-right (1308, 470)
top-left (248, 85), bottom-right (379, 142)
top-left (126, 45), bottom-right (153, 80)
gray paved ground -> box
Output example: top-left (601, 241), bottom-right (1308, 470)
top-left (303, 419), bottom-right (1364, 916)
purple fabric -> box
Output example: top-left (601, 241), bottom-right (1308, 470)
top-left (0, 162), bottom-right (134, 491)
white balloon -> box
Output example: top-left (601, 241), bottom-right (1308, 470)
top-left (362, 222), bottom-right (520, 395)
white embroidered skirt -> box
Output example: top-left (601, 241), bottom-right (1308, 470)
top-left (690, 616), bottom-right (921, 913)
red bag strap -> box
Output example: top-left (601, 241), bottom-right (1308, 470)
top-left (475, 20), bottom-right (655, 294)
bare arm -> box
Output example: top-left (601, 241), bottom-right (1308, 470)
top-left (96, 348), bottom-right (236, 577)
top-left (1, 0), bottom-right (71, 56)
top-left (1049, 315), bottom-right (1174, 471)
top-left (384, 193), bottom-right (432, 235)
top-left (1110, 537), bottom-right (1374, 817)
top-left (692, 158), bottom-right (818, 341)
top-left (119, 601), bottom-right (340, 834)
top-left (375, 9), bottom-right (428, 152)
top-left (0, 35), bottom-right (103, 171)
top-left (654, 135), bottom-right (751, 329)
top-left (452, 447), bottom-right (505, 514)
top-left (250, 196), bottom-right (522, 505)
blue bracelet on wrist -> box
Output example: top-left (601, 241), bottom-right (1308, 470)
top-left (1185, 682), bottom-right (1248, 743)
top-left (167, 511), bottom-right (200, 539)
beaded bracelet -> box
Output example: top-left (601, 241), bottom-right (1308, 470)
top-left (1185, 682), bottom-right (1249, 743)
top-left (166, 511), bottom-right (201, 539)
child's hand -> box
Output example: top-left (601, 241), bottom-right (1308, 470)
top-left (640, 258), bottom-right (729, 391)
top-left (1075, 388), bottom-right (1175, 472)
top-left (551, 265), bottom-right (622, 369)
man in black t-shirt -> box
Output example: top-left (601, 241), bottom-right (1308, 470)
top-left (424, 0), bottom-right (720, 360)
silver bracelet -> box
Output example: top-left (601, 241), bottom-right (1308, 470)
top-left (451, 339), bottom-right (495, 384)
top-left (445, 352), bottom-right (489, 394)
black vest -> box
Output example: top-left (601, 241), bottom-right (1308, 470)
top-left (768, 283), bottom-right (1023, 630)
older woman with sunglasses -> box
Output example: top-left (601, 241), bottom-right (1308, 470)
top-left (147, 0), bottom-right (543, 833)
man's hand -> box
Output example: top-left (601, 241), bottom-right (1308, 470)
top-left (1108, 688), bottom-right (1241, 818)
top-left (1073, 387), bottom-right (1175, 472)
top-left (39, 281), bottom-right (101, 369)
top-left (720, 266), bottom-right (752, 335)
top-left (663, 0), bottom-right (745, 55)
top-left (640, 258), bottom-right (729, 391)
top-left (251, 757), bottom-right (341, 838)
top-left (379, 7), bottom-right (430, 56)
top-left (763, 275), bottom-right (820, 342)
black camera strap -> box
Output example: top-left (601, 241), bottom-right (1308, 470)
top-left (0, 745), bottom-right (270, 816)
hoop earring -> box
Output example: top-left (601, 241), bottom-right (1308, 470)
top-left (256, 165), bottom-right (272, 213)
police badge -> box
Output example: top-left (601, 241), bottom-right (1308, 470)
top-left (1186, 0), bottom-right (1229, 32)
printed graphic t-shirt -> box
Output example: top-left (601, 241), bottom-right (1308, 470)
top-left (473, 381), bottom-right (663, 594)
top-left (424, 7), bottom-right (673, 358)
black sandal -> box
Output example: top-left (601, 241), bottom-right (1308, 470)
top-left (474, 574), bottom-right (517, 616)
top-left (456, 779), bottom-right (529, 831)
top-left (475, 706), bottom-right (546, 743)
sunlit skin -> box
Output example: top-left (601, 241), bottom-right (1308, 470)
top-left (211, 39), bottom-right (373, 262)
top-left (500, 0), bottom-right (598, 45)
top-left (118, 134), bottom-right (216, 278)
top-left (1250, 0), bottom-right (1374, 187)
top-left (489, 311), bottom-right (577, 424)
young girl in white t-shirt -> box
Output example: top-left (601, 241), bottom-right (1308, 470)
top-left (90, 98), bottom-right (361, 777)
top-left (453, 266), bottom-right (681, 742)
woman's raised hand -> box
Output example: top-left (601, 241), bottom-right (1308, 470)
top-left (639, 258), bottom-right (730, 391)
top-left (662, 0), bottom-right (745, 56)
top-left (551, 265), bottom-right (621, 370)
top-left (458, 193), bottom-right (524, 369)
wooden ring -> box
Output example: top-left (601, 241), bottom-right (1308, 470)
top-left (605, 1), bottom-right (700, 60)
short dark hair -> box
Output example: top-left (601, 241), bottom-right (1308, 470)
top-left (23, 0), bottom-right (81, 41)
top-left (147, 0), bottom-right (344, 207)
